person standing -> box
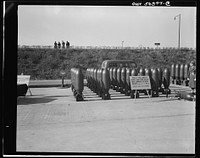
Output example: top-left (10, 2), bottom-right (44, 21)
top-left (66, 41), bottom-right (70, 48)
top-left (62, 41), bottom-right (65, 49)
top-left (187, 60), bottom-right (196, 94)
top-left (58, 41), bottom-right (61, 49)
top-left (54, 41), bottom-right (57, 49)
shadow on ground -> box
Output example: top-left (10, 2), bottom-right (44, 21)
top-left (17, 96), bottom-right (57, 105)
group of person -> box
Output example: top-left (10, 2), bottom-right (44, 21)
top-left (54, 41), bottom-right (70, 49)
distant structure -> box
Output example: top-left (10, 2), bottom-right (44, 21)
top-left (154, 43), bottom-right (160, 49)
top-left (54, 41), bottom-right (57, 49)
top-left (66, 41), bottom-right (70, 48)
top-left (62, 41), bottom-right (65, 49)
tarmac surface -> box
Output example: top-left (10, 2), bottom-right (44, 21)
top-left (17, 81), bottom-right (195, 154)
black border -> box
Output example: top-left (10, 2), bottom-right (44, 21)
top-left (2, 0), bottom-right (199, 6)
top-left (2, 0), bottom-right (199, 157)
top-left (3, 1), bottom-right (18, 155)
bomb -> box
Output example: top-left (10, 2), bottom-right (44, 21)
top-left (138, 67), bottom-right (145, 76)
top-left (125, 68), bottom-right (132, 96)
top-left (162, 68), bottom-right (171, 96)
top-left (70, 68), bottom-right (84, 101)
top-left (180, 64), bottom-right (184, 85)
top-left (93, 68), bottom-right (98, 94)
top-left (121, 67), bottom-right (127, 94)
top-left (151, 68), bottom-right (159, 97)
top-left (91, 68), bottom-right (95, 92)
top-left (175, 64), bottom-right (180, 85)
top-left (109, 67), bottom-right (113, 89)
top-left (183, 64), bottom-right (189, 86)
top-left (171, 64), bottom-right (175, 84)
top-left (157, 68), bottom-right (164, 93)
top-left (130, 68), bottom-right (139, 98)
top-left (97, 68), bottom-right (102, 97)
top-left (144, 68), bottom-right (152, 95)
top-left (102, 68), bottom-right (111, 100)
top-left (145, 68), bottom-right (152, 77)
top-left (131, 68), bottom-right (138, 76)
top-left (112, 67), bottom-right (117, 90)
top-left (116, 67), bottom-right (122, 92)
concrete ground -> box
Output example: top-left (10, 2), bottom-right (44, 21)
top-left (17, 84), bottom-right (195, 154)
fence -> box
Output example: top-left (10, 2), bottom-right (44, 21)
top-left (18, 45), bottom-right (195, 51)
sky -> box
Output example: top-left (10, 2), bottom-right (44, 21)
top-left (18, 6), bottom-right (196, 48)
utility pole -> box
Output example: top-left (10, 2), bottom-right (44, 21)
top-left (174, 14), bottom-right (181, 49)
top-left (122, 41), bottom-right (124, 49)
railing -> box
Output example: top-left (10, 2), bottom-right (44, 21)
top-left (18, 45), bottom-right (196, 51)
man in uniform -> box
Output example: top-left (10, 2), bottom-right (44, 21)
top-left (188, 60), bottom-right (196, 94)
top-left (54, 41), bottom-right (57, 49)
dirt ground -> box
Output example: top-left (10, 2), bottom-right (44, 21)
top-left (17, 84), bottom-right (195, 154)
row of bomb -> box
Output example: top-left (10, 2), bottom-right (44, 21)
top-left (70, 67), bottom-right (171, 101)
top-left (85, 67), bottom-right (171, 100)
top-left (108, 67), bottom-right (171, 98)
top-left (170, 63), bottom-right (190, 86)
top-left (86, 68), bottom-right (111, 100)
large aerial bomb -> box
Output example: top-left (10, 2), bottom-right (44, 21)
top-left (130, 68), bottom-right (139, 99)
top-left (70, 68), bottom-right (84, 101)
top-left (151, 68), bottom-right (159, 97)
top-left (131, 68), bottom-right (138, 76)
top-left (109, 67), bottom-right (114, 89)
top-left (125, 68), bottom-right (132, 96)
top-left (138, 67), bottom-right (146, 93)
top-left (86, 67), bottom-right (111, 100)
top-left (157, 68), bottom-right (164, 93)
top-left (144, 68), bottom-right (152, 95)
top-left (97, 68), bottom-right (102, 97)
top-left (183, 64), bottom-right (189, 86)
top-left (171, 64), bottom-right (175, 84)
top-left (112, 67), bottom-right (118, 90)
top-left (116, 67), bottom-right (122, 92)
top-left (180, 64), bottom-right (184, 85)
top-left (138, 67), bottom-right (145, 76)
top-left (101, 68), bottom-right (111, 100)
top-left (93, 68), bottom-right (98, 94)
top-left (121, 67), bottom-right (127, 95)
top-left (162, 68), bottom-right (171, 96)
top-left (90, 68), bottom-right (95, 92)
top-left (175, 64), bottom-right (181, 85)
